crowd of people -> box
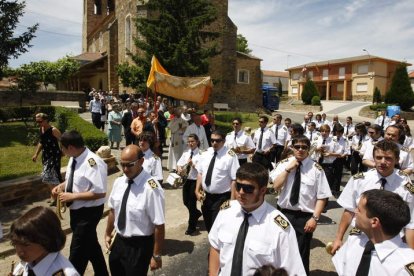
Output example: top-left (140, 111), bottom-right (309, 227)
top-left (14, 93), bottom-right (414, 275)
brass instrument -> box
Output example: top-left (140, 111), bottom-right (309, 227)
top-left (106, 230), bottom-right (117, 254)
top-left (9, 260), bottom-right (15, 276)
top-left (56, 187), bottom-right (66, 220)
top-left (325, 241), bottom-right (334, 255)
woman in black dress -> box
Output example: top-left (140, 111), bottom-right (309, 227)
top-left (32, 113), bottom-right (63, 205)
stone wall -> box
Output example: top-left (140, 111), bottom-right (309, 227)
top-left (234, 55), bottom-right (262, 111)
top-left (0, 90), bottom-right (87, 110)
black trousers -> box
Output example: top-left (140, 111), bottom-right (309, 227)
top-left (69, 204), bottom-right (108, 276)
top-left (252, 152), bottom-right (273, 170)
top-left (333, 157), bottom-right (345, 193)
top-left (124, 128), bottom-right (135, 146)
top-left (201, 191), bottom-right (231, 232)
top-left (182, 179), bottom-right (201, 230)
top-left (350, 151), bottom-right (366, 175)
top-left (91, 112), bottom-right (101, 129)
top-left (274, 145), bottom-right (285, 163)
top-left (109, 234), bottom-right (154, 276)
top-left (280, 208), bottom-right (313, 275)
top-left (321, 163), bottom-right (335, 192)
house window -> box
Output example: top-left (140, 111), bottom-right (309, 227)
top-left (339, 67), bottom-right (345, 79)
top-left (322, 69), bottom-right (329, 80)
top-left (125, 15), bottom-right (131, 51)
top-left (99, 32), bottom-right (103, 51)
top-left (357, 64), bottom-right (369, 75)
top-left (356, 83), bottom-right (368, 92)
top-left (292, 73), bottom-right (300, 80)
top-left (308, 71), bottom-right (313, 80)
top-left (337, 83), bottom-right (344, 92)
top-left (238, 69), bottom-right (249, 84)
top-left (292, 87), bottom-right (298, 95)
top-left (107, 0), bottom-right (114, 14)
top-left (94, 0), bottom-right (102, 15)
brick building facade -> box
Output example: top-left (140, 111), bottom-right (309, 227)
top-left (69, 0), bottom-right (262, 110)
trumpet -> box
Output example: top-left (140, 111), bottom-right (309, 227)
top-left (55, 187), bottom-right (67, 220)
top-left (9, 260), bottom-right (15, 276)
top-left (325, 241), bottom-right (334, 255)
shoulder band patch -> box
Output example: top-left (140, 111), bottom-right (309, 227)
top-left (314, 163), bottom-right (323, 171)
top-left (220, 200), bottom-right (230, 210)
top-left (405, 262), bottom-right (414, 276)
top-left (405, 182), bottom-right (414, 194)
top-left (153, 154), bottom-right (159, 160)
top-left (228, 149), bottom-right (235, 156)
top-left (353, 172), bottom-right (364, 179)
top-left (88, 158), bottom-right (96, 167)
top-left (399, 170), bottom-right (409, 177)
top-left (281, 158), bottom-right (289, 163)
top-left (402, 146), bottom-right (409, 152)
top-left (52, 269), bottom-right (66, 276)
top-left (283, 126), bottom-right (287, 131)
top-left (274, 215), bottom-right (290, 230)
top-left (349, 227), bottom-right (361, 236)
top-left (148, 179), bottom-right (158, 189)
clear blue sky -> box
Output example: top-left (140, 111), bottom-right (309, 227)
top-left (10, 0), bottom-right (414, 72)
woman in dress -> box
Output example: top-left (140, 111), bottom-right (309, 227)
top-left (10, 206), bottom-right (79, 276)
top-left (167, 108), bottom-right (188, 171)
top-left (107, 104), bottom-right (123, 149)
top-left (32, 113), bottom-right (62, 206)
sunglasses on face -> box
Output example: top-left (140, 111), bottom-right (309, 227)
top-left (235, 182), bottom-right (256, 194)
top-left (293, 145), bottom-right (309, 151)
top-left (258, 120), bottom-right (266, 123)
top-left (211, 138), bottom-right (223, 143)
top-left (120, 159), bottom-right (140, 168)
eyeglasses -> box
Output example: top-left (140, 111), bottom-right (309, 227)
top-left (258, 120), bottom-right (266, 123)
top-left (368, 131), bottom-right (375, 134)
top-left (120, 159), bottom-right (140, 168)
top-left (293, 145), bottom-right (309, 151)
top-left (233, 122), bottom-right (240, 125)
top-left (211, 138), bottom-right (223, 143)
top-left (236, 182), bottom-right (256, 194)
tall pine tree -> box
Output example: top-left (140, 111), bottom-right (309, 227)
top-left (384, 63), bottom-right (414, 111)
top-left (118, 0), bottom-right (219, 91)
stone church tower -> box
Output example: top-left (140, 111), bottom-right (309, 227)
top-left (77, 0), bottom-right (261, 109)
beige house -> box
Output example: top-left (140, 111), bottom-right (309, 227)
top-left (64, 0), bottom-right (262, 109)
top-left (287, 55), bottom-right (411, 101)
top-left (409, 71), bottom-right (414, 92)
top-left (262, 70), bottom-right (289, 92)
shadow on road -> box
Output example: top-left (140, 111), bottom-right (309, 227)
top-left (163, 239), bottom-right (195, 256)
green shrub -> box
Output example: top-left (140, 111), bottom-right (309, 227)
top-left (369, 103), bottom-right (389, 111)
top-left (302, 78), bottom-right (319, 105)
top-left (55, 107), bottom-right (108, 152)
top-left (384, 63), bottom-right (414, 111)
top-left (311, 96), bottom-right (321, 106)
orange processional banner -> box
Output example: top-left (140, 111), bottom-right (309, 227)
top-left (146, 56), bottom-right (212, 105)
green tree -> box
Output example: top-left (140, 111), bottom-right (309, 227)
top-left (278, 78), bottom-right (283, 97)
top-left (9, 64), bottom-right (39, 108)
top-left (122, 0), bottom-right (219, 92)
top-left (30, 60), bottom-right (55, 90)
top-left (384, 63), bottom-right (414, 111)
top-left (373, 87), bottom-right (381, 104)
top-left (301, 78), bottom-right (319, 105)
top-left (0, 0), bottom-right (38, 78)
top-left (236, 34), bottom-right (252, 54)
top-left (116, 62), bottom-right (146, 91)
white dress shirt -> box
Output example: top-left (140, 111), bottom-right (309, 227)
top-left (108, 171), bottom-right (165, 237)
top-left (253, 127), bottom-right (277, 152)
top-left (65, 148), bottom-right (107, 210)
top-left (195, 146), bottom-right (240, 194)
top-left (269, 124), bottom-right (288, 146)
top-left (142, 149), bottom-right (163, 181)
top-left (182, 123), bottom-right (209, 150)
top-left (225, 130), bottom-right (255, 159)
top-left (177, 147), bottom-right (200, 180)
top-left (362, 143), bottom-right (413, 171)
top-left (209, 200), bottom-right (306, 276)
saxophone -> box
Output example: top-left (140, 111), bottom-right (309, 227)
top-left (56, 187), bottom-right (67, 220)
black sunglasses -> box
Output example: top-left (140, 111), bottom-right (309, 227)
top-left (293, 145), bottom-right (309, 151)
top-left (211, 138), bottom-right (223, 143)
top-left (235, 182), bottom-right (256, 194)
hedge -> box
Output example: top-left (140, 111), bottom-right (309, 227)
top-left (55, 107), bottom-right (108, 152)
top-left (0, 105), bottom-right (107, 152)
top-left (0, 105), bottom-right (56, 122)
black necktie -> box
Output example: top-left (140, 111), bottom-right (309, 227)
top-left (290, 161), bottom-right (302, 206)
top-left (319, 139), bottom-right (326, 164)
top-left (258, 128), bottom-right (264, 150)
top-left (66, 159), bottom-right (77, 193)
top-left (230, 212), bottom-right (251, 276)
top-left (28, 268), bottom-right (35, 276)
top-left (187, 151), bottom-right (194, 175)
top-left (381, 114), bottom-right (385, 129)
top-left (380, 178), bottom-right (387, 190)
top-left (205, 151), bottom-right (217, 186)
top-left (117, 179), bottom-right (134, 231)
top-left (310, 132), bottom-right (313, 141)
top-left (275, 125), bottom-right (279, 140)
top-left (356, 240), bottom-right (375, 276)
top-left (346, 125), bottom-right (349, 136)
top-left (358, 135), bottom-right (363, 147)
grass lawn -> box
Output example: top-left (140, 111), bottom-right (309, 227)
top-left (214, 111), bottom-right (268, 132)
top-left (0, 122), bottom-right (68, 181)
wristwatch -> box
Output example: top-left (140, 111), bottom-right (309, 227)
top-left (312, 215), bottom-right (319, 222)
top-left (152, 254), bottom-right (162, 261)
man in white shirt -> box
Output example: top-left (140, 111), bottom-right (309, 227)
top-left (225, 117), bottom-right (255, 166)
top-left (269, 114), bottom-right (288, 163)
top-left (252, 116), bottom-right (276, 170)
top-left (374, 110), bottom-right (391, 131)
top-left (332, 189), bottom-right (414, 275)
top-left (89, 93), bottom-right (102, 129)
